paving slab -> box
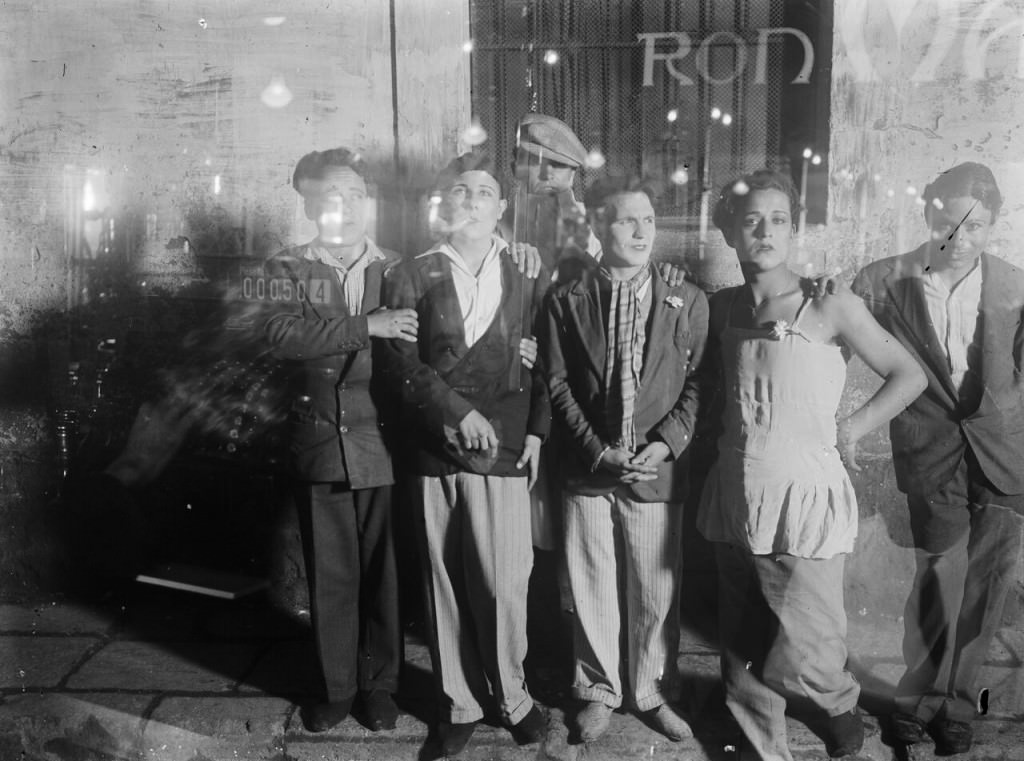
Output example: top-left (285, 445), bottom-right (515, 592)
top-left (0, 600), bottom-right (118, 634)
top-left (239, 639), bottom-right (322, 697)
top-left (141, 696), bottom-right (292, 761)
top-left (68, 640), bottom-right (263, 691)
top-left (0, 693), bottom-right (148, 760)
top-left (0, 635), bottom-right (98, 689)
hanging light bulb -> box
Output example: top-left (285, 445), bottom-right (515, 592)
top-left (261, 75), bottom-right (293, 109)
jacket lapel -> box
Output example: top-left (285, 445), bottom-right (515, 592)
top-left (568, 272), bottom-right (606, 378)
top-left (640, 270), bottom-right (676, 386)
top-left (883, 247), bottom-right (958, 401)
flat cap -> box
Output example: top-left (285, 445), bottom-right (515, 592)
top-left (516, 113), bottom-right (588, 168)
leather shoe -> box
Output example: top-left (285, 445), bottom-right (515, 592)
top-left (508, 705), bottom-right (547, 745)
top-left (576, 701), bottom-right (613, 742)
top-left (645, 703), bottom-right (693, 741)
top-left (300, 696), bottom-right (354, 732)
top-left (439, 720), bottom-right (477, 756)
top-left (890, 712), bottom-right (928, 745)
top-left (930, 718), bottom-right (972, 756)
top-left (823, 708), bottom-right (864, 757)
top-left (361, 689), bottom-right (398, 731)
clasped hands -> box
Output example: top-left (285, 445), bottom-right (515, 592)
top-left (598, 441), bottom-right (671, 483)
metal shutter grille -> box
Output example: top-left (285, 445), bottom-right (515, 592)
top-left (469, 0), bottom-right (788, 220)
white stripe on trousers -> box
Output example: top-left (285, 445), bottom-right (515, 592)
top-left (416, 473), bottom-right (535, 724)
top-left (564, 491), bottom-right (682, 711)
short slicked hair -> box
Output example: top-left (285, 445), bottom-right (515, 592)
top-left (583, 175), bottom-right (660, 220)
top-left (435, 150), bottom-right (509, 199)
top-left (922, 162), bottom-right (1002, 222)
top-left (292, 147), bottom-right (368, 193)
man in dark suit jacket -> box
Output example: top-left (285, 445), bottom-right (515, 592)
top-left (377, 151), bottom-right (550, 756)
top-left (851, 162), bottom-right (1024, 756)
top-left (263, 148), bottom-right (418, 733)
top-left (539, 176), bottom-right (707, 743)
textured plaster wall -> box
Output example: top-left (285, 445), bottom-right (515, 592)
top-left (828, 0), bottom-right (1024, 620)
top-left (0, 0), bottom-right (470, 597)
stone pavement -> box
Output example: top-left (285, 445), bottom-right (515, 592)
top-left (1, 585), bottom-right (1023, 761)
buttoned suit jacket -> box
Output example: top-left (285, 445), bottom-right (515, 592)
top-left (378, 247), bottom-right (552, 477)
top-left (852, 247), bottom-right (1024, 497)
top-left (263, 243), bottom-right (398, 488)
top-left (540, 266), bottom-right (709, 502)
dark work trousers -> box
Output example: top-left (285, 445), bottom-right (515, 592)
top-left (896, 456), bottom-right (1024, 723)
top-left (294, 482), bottom-right (401, 702)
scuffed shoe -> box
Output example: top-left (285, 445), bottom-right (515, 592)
top-left (576, 701), bottom-right (613, 742)
top-left (508, 704), bottom-right (547, 745)
top-left (890, 712), bottom-right (928, 745)
top-left (646, 703), bottom-right (694, 742)
top-left (930, 718), bottom-right (972, 756)
top-left (439, 720), bottom-right (477, 756)
top-left (361, 689), bottom-right (398, 731)
top-left (824, 708), bottom-right (864, 758)
top-left (300, 696), bottom-right (354, 732)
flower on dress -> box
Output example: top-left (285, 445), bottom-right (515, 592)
top-left (665, 295), bottom-right (685, 309)
top-left (767, 319), bottom-right (812, 342)
top-left (769, 320), bottom-right (791, 340)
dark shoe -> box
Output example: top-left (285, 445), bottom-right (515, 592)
top-left (930, 718), bottom-right (972, 756)
top-left (576, 701), bottom-right (613, 742)
top-left (300, 696), bottom-right (354, 732)
top-left (645, 703), bottom-right (694, 741)
top-left (439, 720), bottom-right (477, 756)
top-left (508, 705), bottom-right (547, 745)
top-left (824, 708), bottom-right (864, 758)
top-left (890, 712), bottom-right (928, 745)
top-left (361, 689), bottom-right (398, 731)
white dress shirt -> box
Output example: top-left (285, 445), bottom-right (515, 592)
top-left (419, 235), bottom-right (507, 347)
top-left (304, 238), bottom-right (387, 315)
top-left (922, 262), bottom-right (983, 392)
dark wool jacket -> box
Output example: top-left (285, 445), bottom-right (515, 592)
top-left (263, 241), bottom-right (398, 488)
top-left (378, 244), bottom-right (551, 477)
top-left (539, 266), bottom-right (708, 502)
top-left (853, 248), bottom-right (1024, 497)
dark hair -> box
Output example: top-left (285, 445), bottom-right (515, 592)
top-left (436, 150), bottom-right (509, 198)
top-left (922, 162), bottom-right (1002, 222)
top-left (712, 168), bottom-right (801, 232)
top-left (583, 175), bottom-right (660, 218)
top-left (292, 147), bottom-right (367, 192)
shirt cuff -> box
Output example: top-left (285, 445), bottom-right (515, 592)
top-left (591, 445), bottom-right (611, 473)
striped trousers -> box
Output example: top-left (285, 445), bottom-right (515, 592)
top-left (415, 473), bottom-right (535, 725)
top-left (564, 491), bottom-right (683, 711)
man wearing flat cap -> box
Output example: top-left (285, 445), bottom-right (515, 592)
top-left (503, 113), bottom-right (601, 285)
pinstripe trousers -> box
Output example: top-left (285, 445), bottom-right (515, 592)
top-left (415, 473), bottom-right (535, 725)
top-left (564, 491), bottom-right (683, 712)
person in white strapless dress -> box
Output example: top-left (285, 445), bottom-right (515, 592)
top-left (696, 169), bottom-right (926, 760)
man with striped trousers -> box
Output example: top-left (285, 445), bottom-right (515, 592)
top-left (539, 175), bottom-right (708, 742)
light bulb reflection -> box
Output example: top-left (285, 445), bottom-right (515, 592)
top-left (260, 75), bottom-right (293, 109)
top-left (710, 107), bottom-right (722, 120)
top-left (543, 50), bottom-right (559, 65)
top-left (585, 149), bottom-right (606, 170)
top-left (462, 39), bottom-right (474, 53)
top-left (461, 120), bottom-right (488, 146)
top-left (667, 109), bottom-right (678, 123)
top-left (82, 180), bottom-right (96, 212)
top-left (318, 198), bottom-right (344, 245)
top-left (734, 180), bottom-right (750, 195)
top-left (670, 167), bottom-right (689, 186)
top-left (811, 154), bottom-right (822, 166)
top-left (721, 113), bottom-right (732, 126)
